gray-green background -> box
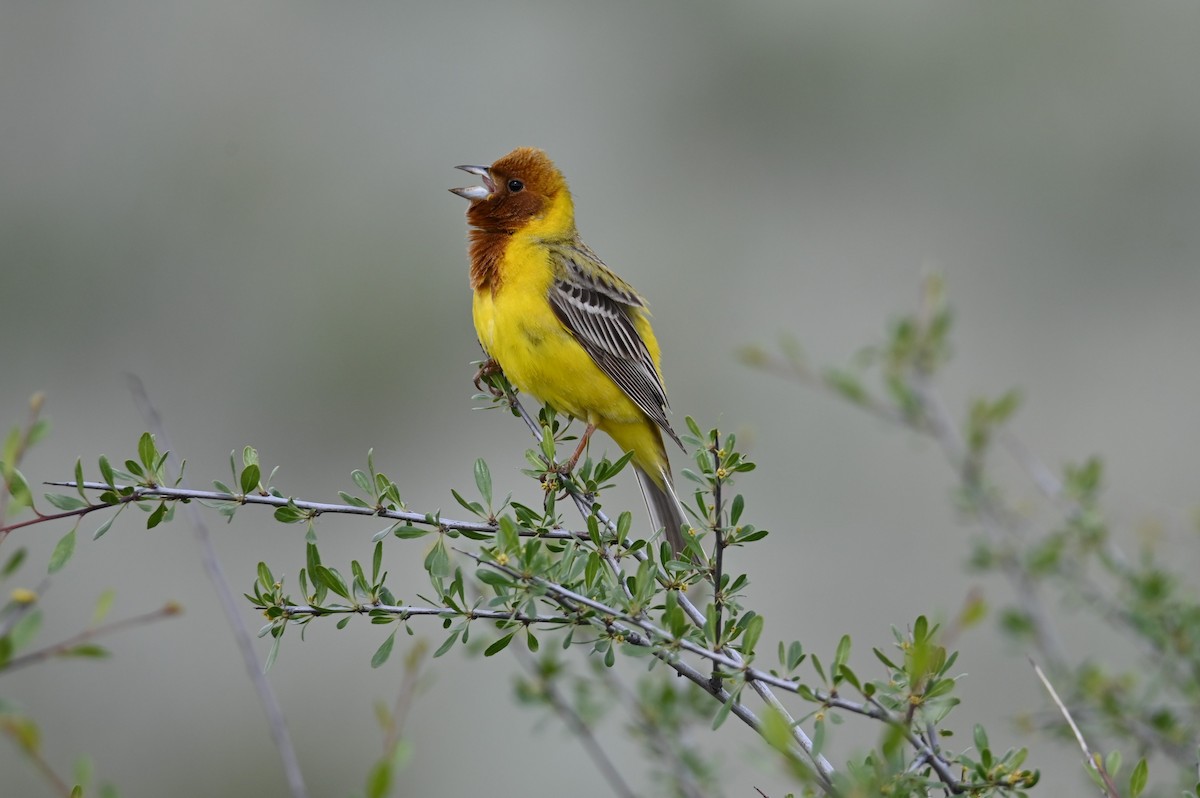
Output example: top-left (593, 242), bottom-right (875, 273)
top-left (3, 1), bottom-right (1199, 795)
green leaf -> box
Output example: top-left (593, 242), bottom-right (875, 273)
top-left (146, 502), bottom-right (167, 529)
top-left (98, 455), bottom-right (116, 487)
top-left (1129, 757), bottom-right (1148, 798)
top-left (240, 463), bottom-right (261, 495)
top-left (433, 630), bottom-right (461, 658)
top-left (315, 566), bottom-right (351, 600)
top-left (92, 589), bottom-right (116, 625)
top-left (833, 634), bottom-right (851, 672)
top-left (74, 459), bottom-right (86, 500)
top-left (4, 467), bottom-right (33, 509)
top-left (242, 445), bottom-right (259, 468)
top-left (45, 493), bottom-right (87, 511)
top-left (1, 547), bottom-right (27, 578)
top-left (484, 632), bottom-right (515, 657)
top-left (474, 458), bottom-right (492, 506)
top-left (371, 631), bottom-right (397, 668)
top-left (1105, 750), bottom-right (1122, 780)
top-left (351, 469), bottom-right (372, 498)
top-left (711, 693), bottom-right (735, 729)
top-left (92, 515), bottom-right (115, 541)
top-left (365, 758), bottom-right (392, 798)
top-left (476, 569), bottom-right (512, 589)
top-left (973, 724), bottom-right (989, 754)
top-left (372, 541), bottom-right (383, 584)
top-left (264, 634), bottom-right (281, 672)
top-left (741, 614), bottom-right (764, 655)
top-left (137, 432), bottom-right (156, 472)
top-left (48, 529), bottom-right (76, 574)
top-left (424, 540), bottom-right (451, 578)
top-left (64, 644), bottom-right (109, 659)
top-left (730, 494), bottom-right (744, 526)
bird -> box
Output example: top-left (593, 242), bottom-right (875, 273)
top-left (450, 147), bottom-right (689, 555)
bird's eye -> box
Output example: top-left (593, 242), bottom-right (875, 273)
top-left (507, 179), bottom-right (524, 193)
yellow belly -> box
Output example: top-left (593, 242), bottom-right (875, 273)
top-left (471, 242), bottom-right (670, 472)
top-left (473, 280), bottom-right (645, 428)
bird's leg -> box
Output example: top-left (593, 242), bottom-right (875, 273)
top-left (558, 423), bottom-right (596, 475)
top-left (472, 358), bottom-right (505, 397)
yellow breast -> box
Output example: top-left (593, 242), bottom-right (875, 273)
top-left (472, 240), bottom-right (646, 428)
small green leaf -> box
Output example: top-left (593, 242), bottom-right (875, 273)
top-left (365, 758), bottom-right (392, 798)
top-left (973, 724), bottom-right (989, 754)
top-left (48, 529), bottom-right (77, 574)
top-left (476, 569), bottom-right (512, 589)
top-left (92, 589), bottom-right (116, 625)
top-left (146, 502), bottom-right (167, 529)
top-left (315, 566), bottom-right (351, 600)
top-left (64, 644), bottom-right (109, 658)
top-left (1105, 750), bottom-right (1122, 780)
top-left (474, 458), bottom-right (492, 506)
top-left (424, 540), bottom-right (451, 578)
top-left (138, 432), bottom-right (157, 471)
top-left (372, 541), bottom-right (383, 584)
top-left (833, 634), bottom-right (851, 672)
top-left (2, 547), bottom-right (27, 578)
top-left (1128, 757), bottom-right (1148, 798)
top-left (92, 516), bottom-right (115, 541)
top-left (264, 634), bottom-right (281, 672)
top-left (371, 631), bottom-right (397, 668)
top-left (45, 493), bottom-right (87, 511)
top-left (74, 459), bottom-right (86, 500)
top-left (484, 632), bottom-right (514, 657)
top-left (741, 614), bottom-right (764, 655)
top-left (240, 464), bottom-right (261, 495)
top-left (433, 630), bottom-right (461, 658)
top-left (98, 455), bottom-right (116, 487)
top-left (4, 467), bottom-right (33, 508)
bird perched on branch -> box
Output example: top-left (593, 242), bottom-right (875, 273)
top-left (451, 147), bottom-right (688, 554)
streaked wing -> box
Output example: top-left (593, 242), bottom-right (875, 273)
top-left (548, 243), bottom-right (681, 447)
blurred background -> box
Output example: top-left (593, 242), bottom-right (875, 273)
top-left (3, 1), bottom-right (1199, 795)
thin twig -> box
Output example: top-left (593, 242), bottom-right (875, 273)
top-left (2, 603), bottom-right (180, 673)
top-left (1030, 658), bottom-right (1120, 798)
top-left (512, 647), bottom-right (638, 798)
top-left (127, 375), bottom-right (310, 798)
top-left (0, 719), bottom-right (74, 797)
top-left (49, 481), bottom-right (588, 541)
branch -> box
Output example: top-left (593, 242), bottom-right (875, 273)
top-left (47, 481), bottom-right (589, 541)
top-left (277, 603), bottom-right (577, 625)
top-left (1030, 659), bottom-right (1120, 798)
top-left (2, 602), bottom-right (180, 673)
top-left (493, 386), bottom-right (839, 787)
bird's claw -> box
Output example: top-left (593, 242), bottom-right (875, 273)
top-left (473, 359), bottom-right (505, 398)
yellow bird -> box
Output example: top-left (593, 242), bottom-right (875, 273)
top-left (451, 147), bottom-right (688, 554)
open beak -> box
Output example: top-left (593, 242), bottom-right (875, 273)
top-left (450, 164), bottom-right (495, 201)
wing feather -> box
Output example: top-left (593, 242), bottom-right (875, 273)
top-left (547, 243), bottom-right (681, 448)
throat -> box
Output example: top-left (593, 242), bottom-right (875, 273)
top-left (468, 229), bottom-right (509, 291)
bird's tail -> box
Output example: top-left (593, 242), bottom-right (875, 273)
top-left (634, 464), bottom-right (689, 555)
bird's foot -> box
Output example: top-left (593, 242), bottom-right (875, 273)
top-left (473, 358), bottom-right (505, 398)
